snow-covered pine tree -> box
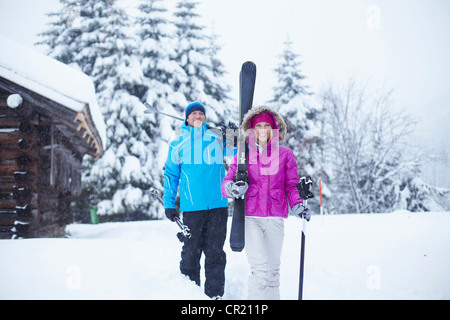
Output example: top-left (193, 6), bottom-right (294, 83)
top-left (138, 0), bottom-right (186, 111)
top-left (39, 0), bottom-right (167, 220)
top-left (37, 0), bottom-right (111, 77)
top-left (36, 0), bottom-right (77, 64)
top-left (172, 0), bottom-right (230, 126)
top-left (40, 0), bottom-right (232, 221)
top-left (206, 28), bottom-right (232, 113)
top-left (38, 0), bottom-right (117, 221)
top-left (271, 38), bottom-right (312, 103)
top-left (137, 0), bottom-right (187, 176)
top-left (393, 177), bottom-right (450, 212)
top-left (79, 0), bottom-right (163, 220)
top-left (270, 38), bottom-right (325, 211)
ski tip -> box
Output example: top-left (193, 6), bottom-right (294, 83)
top-left (242, 61), bottom-right (256, 68)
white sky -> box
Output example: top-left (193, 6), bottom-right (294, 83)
top-left (1, 0), bottom-right (449, 185)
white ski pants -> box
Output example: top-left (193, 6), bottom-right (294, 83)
top-left (245, 216), bottom-right (284, 300)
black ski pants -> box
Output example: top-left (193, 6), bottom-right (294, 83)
top-left (180, 207), bottom-right (228, 298)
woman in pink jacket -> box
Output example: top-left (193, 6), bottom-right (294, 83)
top-left (221, 106), bottom-right (310, 299)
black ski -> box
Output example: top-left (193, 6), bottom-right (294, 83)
top-left (229, 61), bottom-right (256, 252)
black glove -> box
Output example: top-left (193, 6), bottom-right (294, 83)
top-left (165, 208), bottom-right (179, 222)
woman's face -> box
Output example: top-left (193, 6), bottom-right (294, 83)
top-left (253, 122), bottom-right (272, 144)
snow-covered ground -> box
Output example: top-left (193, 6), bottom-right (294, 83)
top-left (1, 211), bottom-right (449, 300)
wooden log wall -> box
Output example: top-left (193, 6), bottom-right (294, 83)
top-left (1, 93), bottom-right (84, 239)
top-left (1, 95), bottom-right (37, 238)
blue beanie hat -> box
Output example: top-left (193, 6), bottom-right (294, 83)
top-left (185, 102), bottom-right (206, 119)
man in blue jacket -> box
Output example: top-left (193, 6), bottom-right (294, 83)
top-left (163, 102), bottom-right (228, 299)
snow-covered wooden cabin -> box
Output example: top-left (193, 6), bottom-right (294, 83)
top-left (0, 36), bottom-right (106, 239)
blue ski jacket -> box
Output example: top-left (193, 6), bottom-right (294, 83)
top-left (163, 122), bottom-right (228, 212)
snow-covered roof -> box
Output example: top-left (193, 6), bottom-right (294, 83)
top-left (0, 35), bottom-right (106, 150)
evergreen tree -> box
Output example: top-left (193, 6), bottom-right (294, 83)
top-left (394, 177), bottom-right (450, 212)
top-left (39, 0), bottom-right (232, 220)
top-left (79, 0), bottom-right (158, 219)
top-left (270, 38), bottom-right (324, 207)
top-left (272, 38), bottom-right (312, 104)
top-left (36, 0), bottom-right (76, 64)
top-left (172, 0), bottom-right (230, 126)
top-left (135, 0), bottom-right (187, 211)
top-left (138, 0), bottom-right (186, 111)
top-left (206, 29), bottom-right (231, 111)
top-left (37, 0), bottom-right (111, 77)
top-left (40, 0), bottom-right (159, 219)
top-left (137, 0), bottom-right (187, 145)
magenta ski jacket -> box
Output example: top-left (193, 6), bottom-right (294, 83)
top-left (221, 106), bottom-right (303, 218)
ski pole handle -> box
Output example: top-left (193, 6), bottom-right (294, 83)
top-left (149, 189), bottom-right (191, 242)
top-left (175, 217), bottom-right (191, 239)
top-left (296, 176), bottom-right (314, 200)
top-left (150, 189), bottom-right (164, 205)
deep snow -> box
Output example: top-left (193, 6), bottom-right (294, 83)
top-left (1, 211), bottom-right (449, 300)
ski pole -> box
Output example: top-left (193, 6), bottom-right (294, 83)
top-left (149, 189), bottom-right (191, 241)
top-left (319, 178), bottom-right (324, 225)
top-left (144, 102), bottom-right (185, 121)
top-left (296, 176), bottom-right (314, 300)
top-left (175, 216), bottom-right (191, 239)
top-left (144, 102), bottom-right (238, 148)
top-left (299, 200), bottom-right (307, 300)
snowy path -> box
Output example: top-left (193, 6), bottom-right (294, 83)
top-left (1, 211), bottom-right (449, 299)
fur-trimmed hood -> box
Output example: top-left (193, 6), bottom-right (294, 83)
top-left (242, 105), bottom-right (287, 142)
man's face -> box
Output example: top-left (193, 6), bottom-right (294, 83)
top-left (186, 110), bottom-right (205, 128)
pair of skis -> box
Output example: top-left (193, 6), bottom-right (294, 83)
top-left (229, 61), bottom-right (256, 252)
